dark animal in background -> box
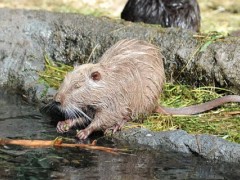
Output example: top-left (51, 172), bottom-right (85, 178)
top-left (121, 0), bottom-right (201, 32)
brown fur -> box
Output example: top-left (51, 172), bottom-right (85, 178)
top-left (54, 39), bottom-right (240, 139)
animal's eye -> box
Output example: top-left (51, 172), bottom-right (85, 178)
top-left (91, 71), bottom-right (101, 81)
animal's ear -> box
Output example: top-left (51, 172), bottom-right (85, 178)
top-left (91, 71), bottom-right (101, 81)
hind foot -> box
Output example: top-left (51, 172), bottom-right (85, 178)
top-left (104, 120), bottom-right (127, 135)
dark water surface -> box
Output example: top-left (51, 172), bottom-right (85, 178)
top-left (0, 90), bottom-right (239, 180)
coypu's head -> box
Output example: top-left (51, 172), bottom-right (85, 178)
top-left (53, 63), bottom-right (108, 120)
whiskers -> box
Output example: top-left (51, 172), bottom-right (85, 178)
top-left (40, 101), bottom-right (94, 128)
top-left (40, 101), bottom-right (58, 114)
top-left (65, 104), bottom-right (93, 124)
top-left (40, 101), bottom-right (66, 122)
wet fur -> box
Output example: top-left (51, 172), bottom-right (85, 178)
top-left (54, 39), bottom-right (165, 139)
top-left (52, 39), bottom-right (240, 139)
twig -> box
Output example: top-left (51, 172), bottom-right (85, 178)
top-left (0, 138), bottom-right (127, 155)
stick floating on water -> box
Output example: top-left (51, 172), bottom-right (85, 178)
top-left (0, 138), bottom-right (127, 155)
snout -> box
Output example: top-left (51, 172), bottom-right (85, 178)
top-left (54, 92), bottom-right (65, 106)
top-left (52, 100), bottom-right (61, 108)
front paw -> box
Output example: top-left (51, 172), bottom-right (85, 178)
top-left (76, 129), bottom-right (92, 139)
top-left (56, 120), bottom-right (72, 133)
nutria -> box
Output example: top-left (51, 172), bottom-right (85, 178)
top-left (121, 0), bottom-right (201, 32)
top-left (53, 39), bottom-right (240, 139)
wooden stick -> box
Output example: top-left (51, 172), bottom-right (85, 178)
top-left (0, 138), bottom-right (127, 155)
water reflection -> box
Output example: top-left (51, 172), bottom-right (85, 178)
top-left (2, 146), bottom-right (240, 179)
top-left (0, 89), bottom-right (239, 179)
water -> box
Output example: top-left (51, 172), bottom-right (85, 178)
top-left (0, 89), bottom-right (239, 180)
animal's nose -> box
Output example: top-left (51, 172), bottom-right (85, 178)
top-left (54, 93), bottom-right (62, 105)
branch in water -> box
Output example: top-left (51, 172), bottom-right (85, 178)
top-left (0, 138), bottom-right (128, 155)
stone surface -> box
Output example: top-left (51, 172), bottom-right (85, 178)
top-left (0, 8), bottom-right (240, 100)
top-left (113, 128), bottom-right (240, 163)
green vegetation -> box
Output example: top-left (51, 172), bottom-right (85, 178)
top-left (38, 55), bottom-right (73, 89)
top-left (194, 31), bottom-right (227, 52)
top-left (39, 59), bottom-right (240, 143)
top-left (145, 84), bottom-right (240, 143)
top-left (199, 0), bottom-right (240, 33)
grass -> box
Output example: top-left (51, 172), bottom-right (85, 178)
top-left (193, 31), bottom-right (227, 53)
top-left (199, 0), bottom-right (240, 33)
top-left (38, 58), bottom-right (240, 143)
top-left (38, 55), bottom-right (73, 89)
top-left (144, 84), bottom-right (240, 143)
top-left (0, 0), bottom-right (125, 17)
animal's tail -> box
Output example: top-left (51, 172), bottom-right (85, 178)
top-left (155, 95), bottom-right (240, 115)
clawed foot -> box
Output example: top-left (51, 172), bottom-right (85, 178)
top-left (56, 119), bottom-right (73, 133)
top-left (104, 120), bottom-right (126, 135)
top-left (76, 128), bottom-right (93, 139)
